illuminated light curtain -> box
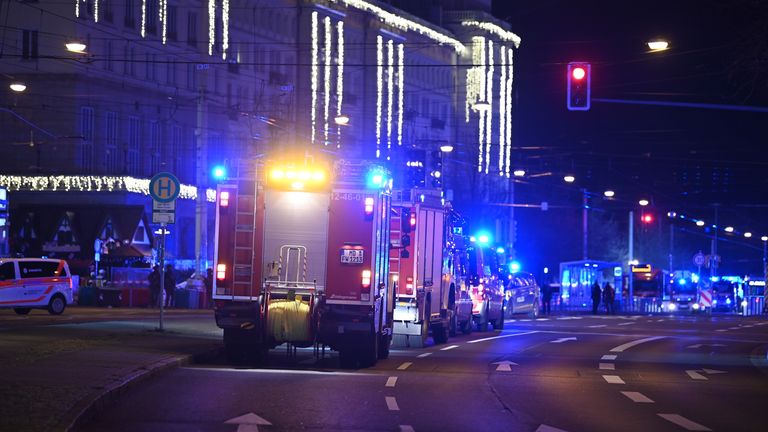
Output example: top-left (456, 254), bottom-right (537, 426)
top-left (336, 21), bottom-right (345, 148)
top-left (466, 36), bottom-right (485, 123)
top-left (75, 0), bottom-right (80, 18)
top-left (222, 0), bottom-right (230, 58)
top-left (476, 37), bottom-right (486, 173)
top-left (485, 40), bottom-right (494, 174)
top-left (141, 0), bottom-right (147, 37)
top-left (506, 48), bottom-right (514, 177)
top-left (160, 0), bottom-right (167, 44)
top-left (375, 35), bottom-right (383, 158)
top-left (94, 0), bottom-right (99, 22)
top-left (310, 12), bottom-right (319, 145)
top-left (499, 45), bottom-right (506, 176)
top-left (397, 43), bottom-right (404, 148)
top-left (324, 16), bottom-right (332, 144)
top-left (386, 40), bottom-right (394, 159)
top-left (208, 0), bottom-right (216, 55)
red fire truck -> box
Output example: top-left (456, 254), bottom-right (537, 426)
top-left (389, 190), bottom-right (473, 347)
top-left (213, 155), bottom-right (394, 368)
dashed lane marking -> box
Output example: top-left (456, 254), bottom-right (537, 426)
top-left (603, 375), bottom-right (626, 384)
top-left (588, 324), bottom-right (607, 328)
top-left (386, 377), bottom-right (398, 387)
top-left (504, 319), bottom-right (517, 323)
top-left (519, 319), bottom-right (532, 322)
top-left (397, 362), bottom-right (413, 370)
top-left (599, 363), bottom-right (615, 370)
top-left (536, 318), bottom-right (550, 321)
top-left (715, 329), bottom-right (728, 332)
top-left (440, 345), bottom-right (460, 351)
top-left (467, 330), bottom-right (540, 344)
top-left (416, 353), bottom-right (432, 358)
top-left (621, 391), bottom-right (654, 403)
top-left (685, 370), bottom-right (708, 381)
top-left (601, 354), bottom-right (617, 361)
top-left (610, 336), bottom-right (665, 353)
top-left (657, 414), bottom-right (712, 431)
top-left (617, 322), bottom-right (635, 326)
top-left (385, 396), bottom-right (400, 411)
top-left (399, 426), bottom-right (415, 432)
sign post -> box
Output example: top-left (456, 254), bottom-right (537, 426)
top-left (149, 173), bottom-right (180, 331)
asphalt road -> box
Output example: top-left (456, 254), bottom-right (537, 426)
top-left (78, 313), bottom-right (768, 432)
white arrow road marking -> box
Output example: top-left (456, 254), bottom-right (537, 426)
top-left (599, 363), bottom-right (615, 370)
top-left (621, 391), bottom-right (654, 403)
top-left (386, 376), bottom-right (398, 387)
top-left (588, 324), bottom-right (607, 328)
top-left (440, 345), bottom-right (460, 351)
top-left (225, 413), bottom-right (271, 432)
top-left (610, 336), bottom-right (665, 353)
top-left (492, 360), bottom-right (519, 372)
top-left (399, 426), bottom-right (415, 432)
top-left (468, 330), bottom-right (539, 344)
top-left (535, 425), bottom-right (569, 432)
top-left (397, 362), bottom-right (412, 370)
top-left (658, 414), bottom-right (712, 431)
top-left (601, 354), bottom-right (617, 360)
top-left (386, 396), bottom-right (400, 411)
top-left (416, 352), bottom-right (432, 358)
top-left (603, 375), bottom-right (625, 384)
top-left (686, 370), bottom-right (708, 380)
top-left (550, 337), bottom-right (577, 343)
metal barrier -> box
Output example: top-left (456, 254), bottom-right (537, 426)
top-left (741, 295), bottom-right (765, 316)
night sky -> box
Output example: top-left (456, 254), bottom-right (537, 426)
top-left (490, 0), bottom-right (768, 276)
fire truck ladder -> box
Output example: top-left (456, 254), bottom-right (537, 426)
top-left (231, 162), bottom-right (259, 301)
top-left (389, 206), bottom-right (403, 288)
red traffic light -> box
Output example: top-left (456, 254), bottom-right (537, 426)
top-left (567, 62), bottom-right (591, 111)
top-left (572, 67), bottom-right (586, 80)
top-left (642, 214), bottom-right (654, 224)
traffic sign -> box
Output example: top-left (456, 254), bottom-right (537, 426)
top-left (149, 172), bottom-right (181, 203)
top-left (152, 200), bottom-right (176, 224)
top-left (693, 252), bottom-right (705, 267)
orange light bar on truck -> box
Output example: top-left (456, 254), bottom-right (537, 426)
top-left (219, 191), bottom-right (230, 207)
top-left (268, 165), bottom-right (328, 191)
top-left (364, 197), bottom-right (375, 215)
top-left (216, 263), bottom-right (227, 280)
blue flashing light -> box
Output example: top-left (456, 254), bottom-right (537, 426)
top-left (211, 165), bottom-right (227, 180)
top-left (366, 168), bottom-right (388, 188)
top-left (726, 298), bottom-right (732, 305)
top-left (496, 247), bottom-right (505, 254)
top-left (544, 267), bottom-right (549, 274)
top-left (509, 261), bottom-right (521, 273)
top-left (475, 231), bottom-right (491, 245)
top-left (469, 236), bottom-right (476, 243)
top-left (677, 279), bottom-right (687, 285)
top-left (419, 194), bottom-right (426, 203)
top-left (691, 274), bottom-right (699, 283)
top-left (710, 276), bottom-right (720, 282)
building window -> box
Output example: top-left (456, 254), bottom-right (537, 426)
top-left (124, 0), bottom-right (135, 28)
top-left (187, 12), bottom-right (197, 48)
top-left (149, 120), bottom-right (160, 175)
top-left (103, 0), bottom-right (114, 23)
top-left (167, 5), bottom-right (177, 41)
top-left (105, 111), bottom-right (119, 172)
top-left (21, 30), bottom-right (38, 59)
top-left (80, 107), bottom-right (95, 172)
top-left (127, 116), bottom-right (140, 175)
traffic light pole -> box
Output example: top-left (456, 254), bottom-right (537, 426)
top-left (628, 211), bottom-right (634, 304)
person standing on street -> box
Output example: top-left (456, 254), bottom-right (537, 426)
top-left (591, 281), bottom-right (602, 314)
top-left (542, 283), bottom-right (553, 315)
top-left (603, 282), bottom-right (616, 315)
top-left (164, 264), bottom-right (175, 308)
top-left (148, 265), bottom-right (161, 308)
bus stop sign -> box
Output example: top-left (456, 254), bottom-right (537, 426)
top-left (149, 172), bottom-right (181, 203)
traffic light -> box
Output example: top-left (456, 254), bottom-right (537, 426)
top-left (567, 62), bottom-right (591, 111)
top-left (430, 150), bottom-right (442, 188)
top-left (405, 149), bottom-right (426, 188)
top-left (642, 213), bottom-right (654, 224)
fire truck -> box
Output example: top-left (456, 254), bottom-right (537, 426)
top-left (389, 190), bottom-right (473, 347)
top-left (213, 155), bottom-right (394, 368)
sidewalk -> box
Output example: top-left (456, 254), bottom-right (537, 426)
top-left (0, 308), bottom-right (222, 432)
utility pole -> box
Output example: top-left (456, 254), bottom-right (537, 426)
top-left (195, 64), bottom-right (209, 276)
top-left (628, 211), bottom-right (634, 303)
top-left (582, 189), bottom-right (588, 260)
top-left (710, 205), bottom-right (719, 280)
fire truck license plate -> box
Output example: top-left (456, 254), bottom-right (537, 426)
top-left (340, 249), bottom-right (364, 264)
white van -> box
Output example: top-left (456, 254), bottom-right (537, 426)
top-left (0, 258), bottom-right (73, 315)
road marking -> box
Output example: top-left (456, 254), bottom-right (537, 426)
top-left (556, 316), bottom-right (582, 320)
top-left (399, 426), bottom-right (415, 432)
top-left (504, 319), bottom-right (517, 323)
top-left (536, 318), bottom-right (550, 321)
top-left (397, 362), bottom-right (413, 370)
top-left (588, 324), bottom-right (607, 328)
top-left (416, 352), bottom-right (432, 358)
top-left (686, 343), bottom-right (726, 349)
top-left (386, 376), bottom-right (398, 387)
top-left (658, 414), bottom-right (712, 431)
top-left (550, 337), bottom-right (577, 343)
top-left (468, 330), bottom-right (539, 344)
top-left (440, 345), bottom-right (460, 351)
top-left (715, 329), bottom-right (727, 332)
top-left (519, 319), bottom-right (532, 322)
top-left (599, 363), bottom-right (615, 370)
top-left (610, 336), bottom-right (665, 353)
top-left (617, 322), bottom-right (635, 326)
top-left (535, 425), bottom-right (569, 432)
top-left (728, 327), bottom-right (740, 330)
top-left (686, 370), bottom-right (707, 380)
top-left (492, 360), bottom-right (518, 372)
top-left (601, 354), bottom-right (617, 360)
top-left (701, 368), bottom-right (726, 375)
top-left (621, 391), bottom-right (654, 403)
top-left (603, 375), bottom-right (625, 384)
top-left (224, 413), bottom-right (272, 432)
top-left (385, 396), bottom-right (400, 411)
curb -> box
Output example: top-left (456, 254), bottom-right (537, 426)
top-left (56, 346), bottom-right (222, 432)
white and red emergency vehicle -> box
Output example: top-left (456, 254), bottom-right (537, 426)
top-left (389, 190), bottom-right (473, 347)
top-left (213, 155), bottom-right (394, 368)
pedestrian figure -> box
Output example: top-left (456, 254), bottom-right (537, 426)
top-left (603, 282), bottom-right (616, 315)
top-left (164, 264), bottom-right (175, 308)
top-left (591, 281), bottom-right (602, 314)
top-left (541, 283), bottom-right (553, 315)
top-left (148, 265), bottom-right (161, 308)
top-left (204, 268), bottom-right (214, 309)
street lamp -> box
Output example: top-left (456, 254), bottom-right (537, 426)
top-left (603, 190), bottom-right (615, 198)
top-left (762, 236), bottom-right (768, 242)
top-left (9, 82), bottom-right (26, 92)
top-left (563, 175), bottom-right (575, 183)
top-left (513, 169), bottom-right (526, 177)
top-left (638, 199), bottom-right (649, 206)
top-left (439, 144), bottom-right (454, 153)
top-left (334, 114), bottom-right (350, 125)
top-left (472, 101), bottom-right (491, 111)
top-left (744, 232), bottom-right (752, 238)
top-left (696, 220), bottom-right (705, 227)
top-left (647, 39), bottom-right (669, 51)
top-left (65, 41), bottom-right (87, 53)
top-left (725, 226), bottom-right (734, 233)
